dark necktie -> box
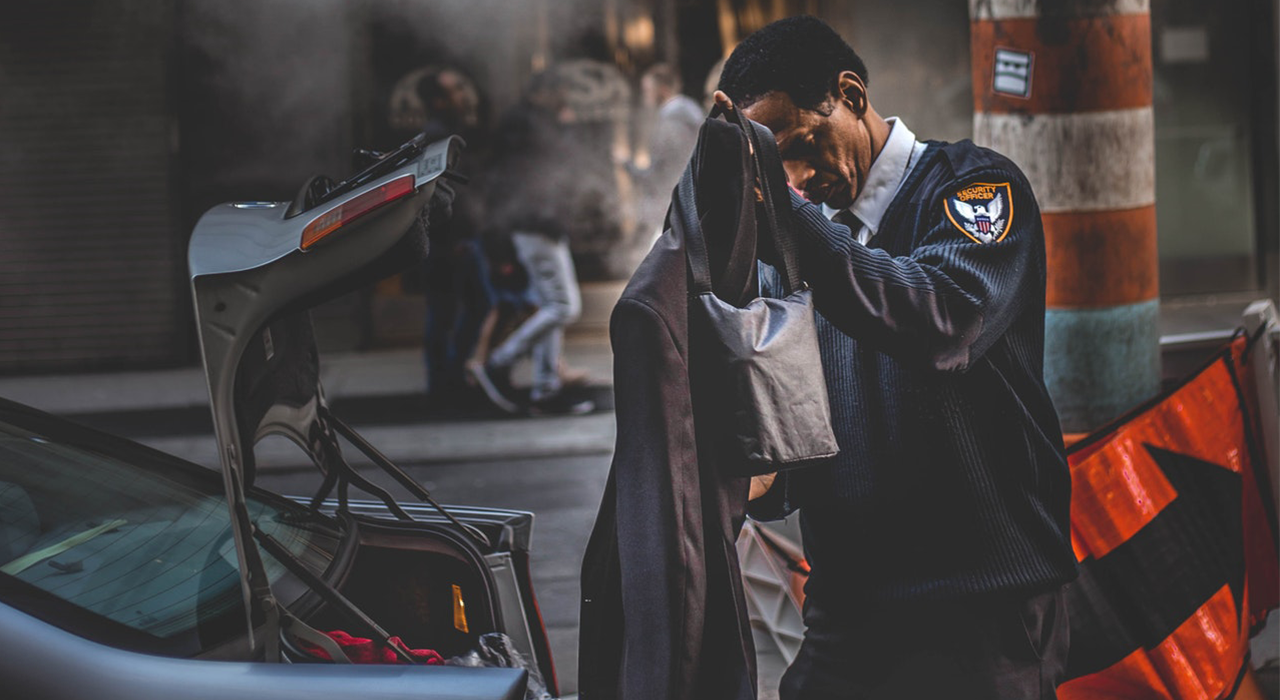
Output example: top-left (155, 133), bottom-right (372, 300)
top-left (831, 209), bottom-right (867, 243)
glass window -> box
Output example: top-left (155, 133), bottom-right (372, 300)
top-left (0, 418), bottom-right (339, 651)
top-left (1151, 0), bottom-right (1265, 296)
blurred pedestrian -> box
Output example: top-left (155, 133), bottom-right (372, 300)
top-left (624, 63), bottom-right (704, 239)
top-left (468, 74), bottom-right (595, 416)
top-left (413, 67), bottom-right (494, 400)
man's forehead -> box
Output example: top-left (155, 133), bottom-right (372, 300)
top-left (741, 92), bottom-right (811, 141)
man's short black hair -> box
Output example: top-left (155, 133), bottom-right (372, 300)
top-left (717, 16), bottom-right (868, 114)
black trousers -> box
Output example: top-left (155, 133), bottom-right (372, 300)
top-left (779, 587), bottom-right (1069, 700)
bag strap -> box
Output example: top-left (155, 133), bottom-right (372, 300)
top-left (674, 117), bottom-right (758, 298)
top-left (674, 165), bottom-right (711, 295)
top-left (749, 120), bottom-right (804, 294)
top-left (713, 105), bottom-right (804, 294)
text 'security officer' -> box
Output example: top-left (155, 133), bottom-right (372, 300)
top-left (717, 16), bottom-right (1079, 700)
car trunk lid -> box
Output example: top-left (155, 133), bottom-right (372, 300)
top-left (187, 134), bottom-right (462, 657)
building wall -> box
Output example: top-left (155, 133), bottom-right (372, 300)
top-left (820, 0), bottom-right (974, 143)
top-left (1149, 0), bottom-right (1265, 295)
top-left (0, 1), bottom-right (184, 374)
top-left (0, 0), bottom-right (1270, 372)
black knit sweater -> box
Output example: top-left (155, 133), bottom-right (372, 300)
top-left (753, 139), bottom-right (1078, 606)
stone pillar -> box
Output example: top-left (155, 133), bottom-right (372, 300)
top-left (970, 0), bottom-right (1161, 433)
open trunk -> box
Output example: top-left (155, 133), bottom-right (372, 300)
top-left (186, 133), bottom-right (557, 694)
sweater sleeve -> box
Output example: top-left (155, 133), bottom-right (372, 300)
top-left (788, 170), bottom-right (1043, 372)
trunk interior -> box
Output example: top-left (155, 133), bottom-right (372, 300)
top-left (302, 518), bottom-right (499, 660)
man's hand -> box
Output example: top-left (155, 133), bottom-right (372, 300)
top-left (712, 90), bottom-right (736, 115)
top-left (415, 174), bottom-right (458, 250)
top-left (749, 473), bottom-right (777, 500)
top-left (712, 90), bottom-right (765, 205)
top-left (430, 175), bottom-right (458, 221)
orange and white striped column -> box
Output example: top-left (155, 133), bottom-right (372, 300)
top-left (970, 0), bottom-right (1161, 433)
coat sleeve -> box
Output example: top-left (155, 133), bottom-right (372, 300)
top-left (788, 169), bottom-right (1043, 372)
top-left (610, 298), bottom-right (706, 700)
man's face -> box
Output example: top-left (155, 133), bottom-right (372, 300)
top-left (741, 89), bottom-right (874, 211)
top-left (436, 70), bottom-right (479, 129)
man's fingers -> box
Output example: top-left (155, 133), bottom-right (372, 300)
top-left (713, 90), bottom-right (735, 113)
top-left (749, 473), bottom-right (777, 500)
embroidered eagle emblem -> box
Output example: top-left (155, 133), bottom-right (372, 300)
top-left (944, 182), bottom-right (1014, 244)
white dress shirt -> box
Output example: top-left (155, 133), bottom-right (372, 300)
top-left (823, 117), bottom-right (928, 245)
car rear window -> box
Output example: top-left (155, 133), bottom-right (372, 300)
top-left (0, 418), bottom-right (339, 653)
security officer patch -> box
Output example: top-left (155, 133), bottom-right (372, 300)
top-left (944, 182), bottom-right (1013, 244)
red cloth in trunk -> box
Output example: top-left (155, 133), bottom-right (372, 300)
top-left (301, 630), bottom-right (445, 665)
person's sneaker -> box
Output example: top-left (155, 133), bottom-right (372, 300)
top-left (467, 361), bottom-right (519, 414)
top-left (528, 392), bottom-right (596, 416)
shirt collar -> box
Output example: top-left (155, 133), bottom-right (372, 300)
top-left (843, 117), bottom-right (917, 236)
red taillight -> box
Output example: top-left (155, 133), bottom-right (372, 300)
top-left (300, 175), bottom-right (416, 250)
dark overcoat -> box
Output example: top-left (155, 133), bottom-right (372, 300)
top-left (578, 119), bottom-right (761, 700)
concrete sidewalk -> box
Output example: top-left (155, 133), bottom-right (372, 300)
top-left (0, 334), bottom-right (615, 415)
top-left (0, 281), bottom-right (624, 469)
top-left (0, 334), bottom-right (618, 470)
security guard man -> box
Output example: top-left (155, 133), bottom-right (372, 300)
top-left (719, 16), bottom-right (1078, 700)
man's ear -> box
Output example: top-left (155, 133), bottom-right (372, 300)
top-left (835, 71), bottom-right (868, 117)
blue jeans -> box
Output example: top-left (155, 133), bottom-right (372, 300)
top-left (488, 232), bottom-right (581, 401)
